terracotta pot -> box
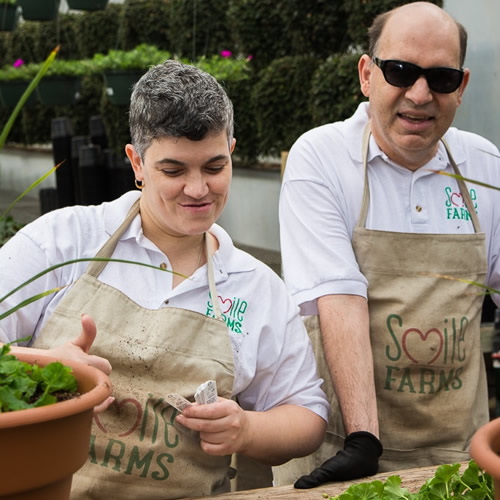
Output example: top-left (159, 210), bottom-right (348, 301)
top-left (470, 417), bottom-right (500, 500)
top-left (0, 347), bottom-right (112, 499)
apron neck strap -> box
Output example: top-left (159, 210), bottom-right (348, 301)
top-left (206, 233), bottom-right (223, 321)
top-left (358, 123), bottom-right (481, 232)
top-left (86, 198), bottom-right (223, 320)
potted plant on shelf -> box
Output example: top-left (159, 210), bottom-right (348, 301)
top-left (0, 0), bottom-right (19, 32)
top-left (0, 60), bottom-right (38, 108)
top-left (18, 0), bottom-right (60, 21)
top-left (92, 43), bottom-right (171, 106)
top-left (36, 58), bottom-right (95, 106)
top-left (67, 0), bottom-right (108, 11)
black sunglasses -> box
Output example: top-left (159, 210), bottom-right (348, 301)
top-left (372, 57), bottom-right (464, 94)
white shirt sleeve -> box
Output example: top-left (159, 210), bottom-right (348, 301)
top-left (279, 130), bottom-right (368, 315)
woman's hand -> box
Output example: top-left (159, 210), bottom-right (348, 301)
top-left (175, 397), bottom-right (250, 456)
top-left (45, 314), bottom-right (112, 375)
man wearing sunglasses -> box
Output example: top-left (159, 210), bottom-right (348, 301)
top-left (276, 0), bottom-right (500, 489)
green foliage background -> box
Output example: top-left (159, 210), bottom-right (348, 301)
top-left (0, 0), bottom-right (444, 162)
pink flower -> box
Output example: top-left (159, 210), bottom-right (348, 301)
top-left (246, 54), bottom-right (254, 61)
top-left (220, 50), bottom-right (232, 58)
top-left (12, 58), bottom-right (24, 68)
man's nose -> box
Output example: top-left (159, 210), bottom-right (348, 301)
top-left (405, 75), bottom-right (433, 105)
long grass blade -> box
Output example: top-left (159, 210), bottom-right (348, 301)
top-left (0, 45), bottom-right (60, 149)
top-left (0, 162), bottom-right (63, 219)
top-left (419, 272), bottom-right (500, 297)
top-left (0, 257), bottom-right (186, 305)
top-left (0, 287), bottom-right (67, 320)
top-left (430, 170), bottom-right (500, 191)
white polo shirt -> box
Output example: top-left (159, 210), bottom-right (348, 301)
top-left (0, 190), bottom-right (329, 421)
top-left (280, 102), bottom-right (500, 315)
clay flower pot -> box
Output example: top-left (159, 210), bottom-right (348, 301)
top-left (0, 347), bottom-right (112, 500)
top-left (470, 417), bottom-right (500, 499)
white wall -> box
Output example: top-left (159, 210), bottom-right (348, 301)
top-left (444, 0), bottom-right (500, 149)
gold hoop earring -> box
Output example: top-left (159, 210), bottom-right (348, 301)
top-left (135, 179), bottom-right (144, 190)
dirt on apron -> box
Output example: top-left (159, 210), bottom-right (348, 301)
top-left (34, 200), bottom-right (236, 499)
top-left (273, 126), bottom-right (488, 484)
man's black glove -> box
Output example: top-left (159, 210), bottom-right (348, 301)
top-left (294, 431), bottom-right (383, 489)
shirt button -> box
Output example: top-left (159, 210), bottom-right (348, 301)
top-left (160, 262), bottom-right (167, 270)
top-left (164, 299), bottom-right (169, 304)
top-left (416, 205), bottom-right (422, 212)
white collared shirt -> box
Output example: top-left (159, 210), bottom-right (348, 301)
top-left (0, 191), bottom-right (329, 420)
top-left (280, 102), bottom-right (500, 314)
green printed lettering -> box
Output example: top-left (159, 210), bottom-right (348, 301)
top-left (152, 453), bottom-right (174, 480)
top-left (124, 446), bottom-right (153, 477)
top-left (451, 317), bottom-right (457, 363)
top-left (446, 208), bottom-right (453, 219)
top-left (451, 367), bottom-right (463, 390)
top-left (140, 394), bottom-right (153, 442)
top-left (384, 365), bottom-right (399, 390)
top-left (237, 301), bottom-right (247, 322)
top-left (226, 317), bottom-right (236, 330)
top-left (397, 368), bottom-right (416, 393)
top-left (160, 406), bottom-right (179, 448)
top-left (458, 316), bottom-right (468, 362)
top-left (438, 369), bottom-right (456, 391)
top-left (101, 439), bottom-right (126, 471)
top-left (443, 319), bottom-right (449, 363)
top-left (419, 368), bottom-right (435, 394)
top-left (89, 434), bottom-right (97, 464)
top-left (386, 314), bottom-right (402, 361)
top-left (234, 322), bottom-right (242, 334)
top-left (151, 398), bottom-right (164, 445)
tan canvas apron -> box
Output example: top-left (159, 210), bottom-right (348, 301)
top-left (274, 126), bottom-right (488, 484)
top-left (33, 199), bottom-right (236, 499)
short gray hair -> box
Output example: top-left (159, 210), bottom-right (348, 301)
top-left (129, 59), bottom-right (234, 160)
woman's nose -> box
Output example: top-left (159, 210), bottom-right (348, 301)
top-left (184, 173), bottom-right (209, 198)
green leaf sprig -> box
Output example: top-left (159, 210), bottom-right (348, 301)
top-left (325, 460), bottom-right (493, 500)
top-left (0, 341), bottom-right (78, 412)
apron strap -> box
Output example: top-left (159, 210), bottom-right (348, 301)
top-left (86, 198), bottom-right (141, 276)
top-left (85, 197), bottom-right (223, 321)
top-left (357, 123), bottom-right (481, 233)
top-left (206, 233), bottom-right (223, 321)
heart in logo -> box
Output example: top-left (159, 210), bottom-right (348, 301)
top-left (94, 397), bottom-right (143, 437)
top-left (450, 192), bottom-right (464, 207)
top-left (401, 328), bottom-right (443, 365)
top-left (218, 296), bottom-right (233, 314)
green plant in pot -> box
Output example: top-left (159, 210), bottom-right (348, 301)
top-left (18, 0), bottom-right (60, 21)
top-left (0, 59), bottom-right (39, 108)
top-left (36, 58), bottom-right (96, 106)
top-left (92, 43), bottom-right (170, 105)
top-left (67, 0), bottom-right (109, 10)
top-left (0, 0), bottom-right (19, 32)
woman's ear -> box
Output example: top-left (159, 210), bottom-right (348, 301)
top-left (125, 144), bottom-right (143, 181)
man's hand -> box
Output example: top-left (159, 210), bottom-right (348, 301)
top-left (294, 431), bottom-right (383, 489)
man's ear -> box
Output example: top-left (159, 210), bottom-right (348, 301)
top-left (359, 54), bottom-right (373, 98)
top-left (125, 144), bottom-right (143, 181)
